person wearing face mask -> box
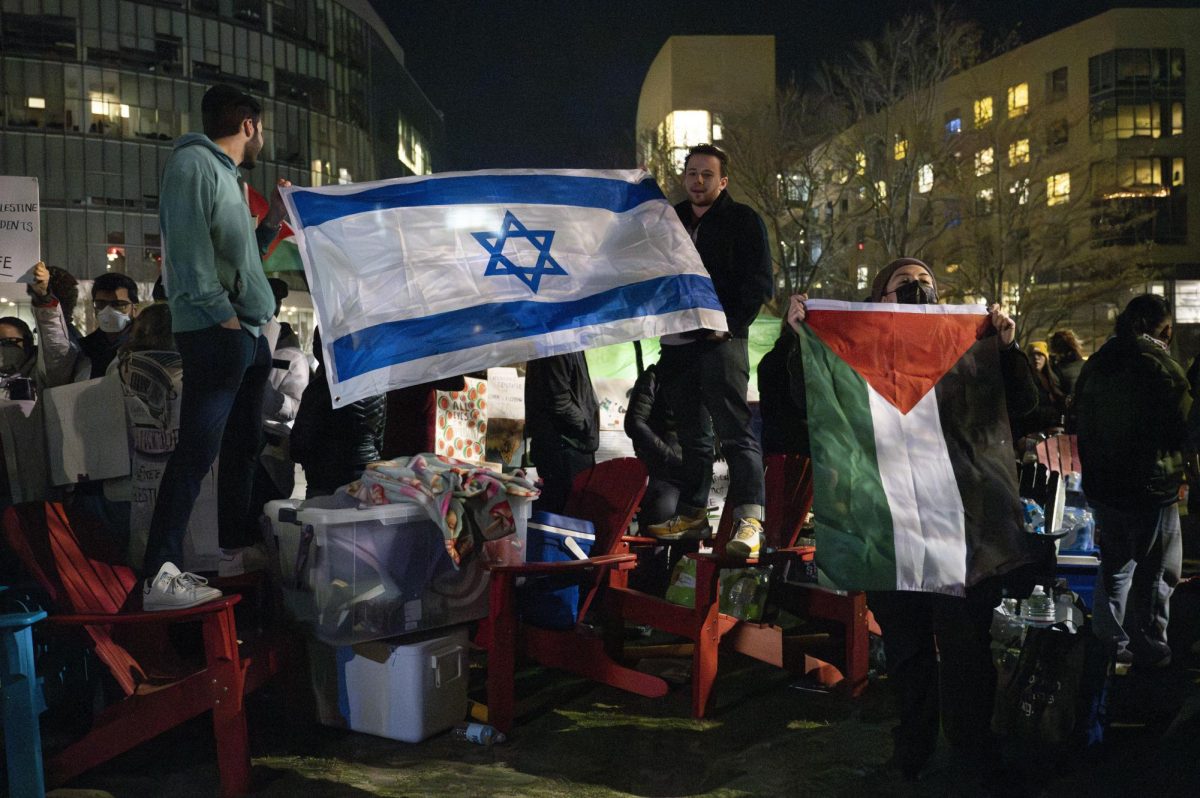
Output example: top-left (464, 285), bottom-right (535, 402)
top-left (0, 317), bottom-right (40, 511)
top-left (1075, 294), bottom-right (1189, 672)
top-left (786, 257), bottom-right (1040, 781)
top-left (0, 317), bottom-right (36, 383)
top-left (28, 262), bottom-right (139, 383)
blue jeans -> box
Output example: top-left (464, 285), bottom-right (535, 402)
top-left (1091, 502), bottom-right (1182, 664)
top-left (658, 338), bottom-right (763, 519)
top-left (142, 325), bottom-right (270, 575)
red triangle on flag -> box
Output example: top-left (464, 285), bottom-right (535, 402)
top-left (806, 306), bottom-right (986, 414)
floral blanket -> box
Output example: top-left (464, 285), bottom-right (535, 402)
top-left (346, 453), bottom-right (538, 567)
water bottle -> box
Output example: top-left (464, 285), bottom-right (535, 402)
top-left (452, 722), bottom-right (507, 746)
top-left (1022, 585), bottom-right (1055, 624)
top-left (726, 576), bottom-right (755, 620)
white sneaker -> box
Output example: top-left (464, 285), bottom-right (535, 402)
top-left (725, 517), bottom-right (763, 559)
top-left (217, 544), bottom-right (269, 577)
top-left (144, 562), bottom-right (223, 611)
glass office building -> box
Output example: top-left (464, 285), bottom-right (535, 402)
top-left (0, 0), bottom-right (443, 282)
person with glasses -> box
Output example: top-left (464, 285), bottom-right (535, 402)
top-left (28, 262), bottom-right (140, 383)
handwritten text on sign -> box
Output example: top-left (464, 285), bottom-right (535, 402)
top-left (0, 176), bottom-right (39, 283)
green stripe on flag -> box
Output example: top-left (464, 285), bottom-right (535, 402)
top-left (264, 237), bottom-right (304, 273)
top-left (798, 324), bottom-right (898, 590)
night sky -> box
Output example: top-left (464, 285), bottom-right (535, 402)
top-left (375, 1), bottom-right (1192, 172)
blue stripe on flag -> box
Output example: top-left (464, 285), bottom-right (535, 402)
top-left (291, 174), bottom-right (666, 228)
top-left (330, 273), bottom-right (722, 382)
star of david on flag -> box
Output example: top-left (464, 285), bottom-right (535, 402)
top-left (472, 210), bottom-right (567, 293)
top-left (280, 169), bottom-right (728, 407)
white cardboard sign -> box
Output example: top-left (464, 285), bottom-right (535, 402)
top-left (0, 176), bottom-right (40, 283)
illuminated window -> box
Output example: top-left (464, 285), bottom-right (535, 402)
top-left (855, 151), bottom-right (867, 176)
top-left (1007, 83), bottom-right (1029, 117)
top-left (857, 265), bottom-right (870, 290)
top-left (976, 187), bottom-right (995, 215)
top-left (894, 136), bottom-right (908, 160)
top-left (664, 110), bottom-right (713, 172)
top-left (1046, 172), bottom-right (1070, 206)
top-left (397, 117), bottom-right (432, 174)
top-left (1008, 139), bottom-right (1030, 166)
top-left (1010, 179), bottom-right (1030, 205)
top-left (974, 148), bottom-right (994, 177)
top-left (875, 180), bottom-right (887, 199)
top-left (946, 263), bottom-right (960, 274)
top-left (1171, 102), bottom-right (1183, 137)
top-left (27, 97), bottom-right (45, 109)
top-left (974, 97), bottom-right (993, 127)
top-left (945, 110), bottom-right (962, 135)
top-left (712, 113), bottom-right (724, 141)
top-left (918, 164), bottom-right (934, 193)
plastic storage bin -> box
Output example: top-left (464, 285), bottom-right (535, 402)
top-left (517, 511), bottom-right (595, 629)
top-left (317, 626), bottom-right (470, 743)
top-left (263, 498), bottom-right (315, 622)
top-left (297, 502), bottom-right (490, 645)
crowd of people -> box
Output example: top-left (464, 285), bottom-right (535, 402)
top-left (1, 83), bottom-right (1195, 786)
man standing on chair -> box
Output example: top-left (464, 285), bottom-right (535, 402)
top-left (142, 84), bottom-right (280, 609)
top-left (647, 144), bottom-right (772, 558)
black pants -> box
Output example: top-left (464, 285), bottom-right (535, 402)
top-left (868, 581), bottom-right (1002, 776)
top-left (144, 326), bottom-right (270, 575)
top-left (530, 438), bottom-right (594, 516)
top-left (658, 338), bottom-right (763, 515)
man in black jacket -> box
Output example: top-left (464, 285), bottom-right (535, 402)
top-left (525, 351), bottom-right (599, 515)
top-left (1075, 294), bottom-right (1190, 669)
top-left (648, 144), bottom-right (773, 558)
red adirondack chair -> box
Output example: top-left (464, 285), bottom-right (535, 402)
top-left (609, 453), bottom-right (871, 718)
top-left (482, 457), bottom-right (668, 734)
top-left (1, 501), bottom-right (285, 796)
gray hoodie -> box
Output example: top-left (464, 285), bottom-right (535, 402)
top-left (159, 133), bottom-right (275, 335)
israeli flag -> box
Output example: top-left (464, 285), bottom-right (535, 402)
top-left (281, 169), bottom-right (726, 407)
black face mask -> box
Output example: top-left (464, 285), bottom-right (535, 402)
top-left (892, 281), bottom-right (937, 304)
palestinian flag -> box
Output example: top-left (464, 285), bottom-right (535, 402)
top-left (245, 181), bottom-right (304, 272)
top-left (798, 299), bottom-right (1031, 595)
top-left (263, 222), bottom-right (303, 272)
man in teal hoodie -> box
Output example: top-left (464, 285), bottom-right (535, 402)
top-left (142, 84), bottom-right (281, 610)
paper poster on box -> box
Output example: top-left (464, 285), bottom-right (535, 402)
top-left (435, 376), bottom-right (487, 462)
top-left (484, 367), bottom-right (524, 467)
top-left (0, 176), bottom-right (39, 283)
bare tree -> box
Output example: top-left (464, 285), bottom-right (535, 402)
top-left (719, 83), bottom-right (847, 310)
top-left (812, 7), bottom-right (986, 279)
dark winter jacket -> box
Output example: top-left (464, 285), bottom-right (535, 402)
top-left (674, 191), bottom-right (772, 338)
top-left (290, 367), bottom-right (386, 496)
top-left (80, 326), bottom-right (131, 379)
top-left (624, 364), bottom-right (681, 473)
top-left (1076, 334), bottom-right (1191, 510)
top-left (524, 352), bottom-right (599, 453)
top-left (757, 332), bottom-right (809, 455)
top-left (1052, 355), bottom-right (1084, 398)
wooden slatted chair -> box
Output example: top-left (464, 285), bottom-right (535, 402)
top-left (609, 453), bottom-right (871, 718)
top-left (1, 501), bottom-right (285, 796)
top-left (483, 457), bottom-right (668, 734)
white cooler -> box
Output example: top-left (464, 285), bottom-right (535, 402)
top-left (329, 626), bottom-right (470, 743)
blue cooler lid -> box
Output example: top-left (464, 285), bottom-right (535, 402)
top-left (527, 511), bottom-right (596, 542)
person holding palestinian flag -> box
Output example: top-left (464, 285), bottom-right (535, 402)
top-left (785, 258), bottom-right (1041, 781)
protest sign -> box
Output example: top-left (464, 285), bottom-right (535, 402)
top-left (0, 176), bottom-right (39, 283)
